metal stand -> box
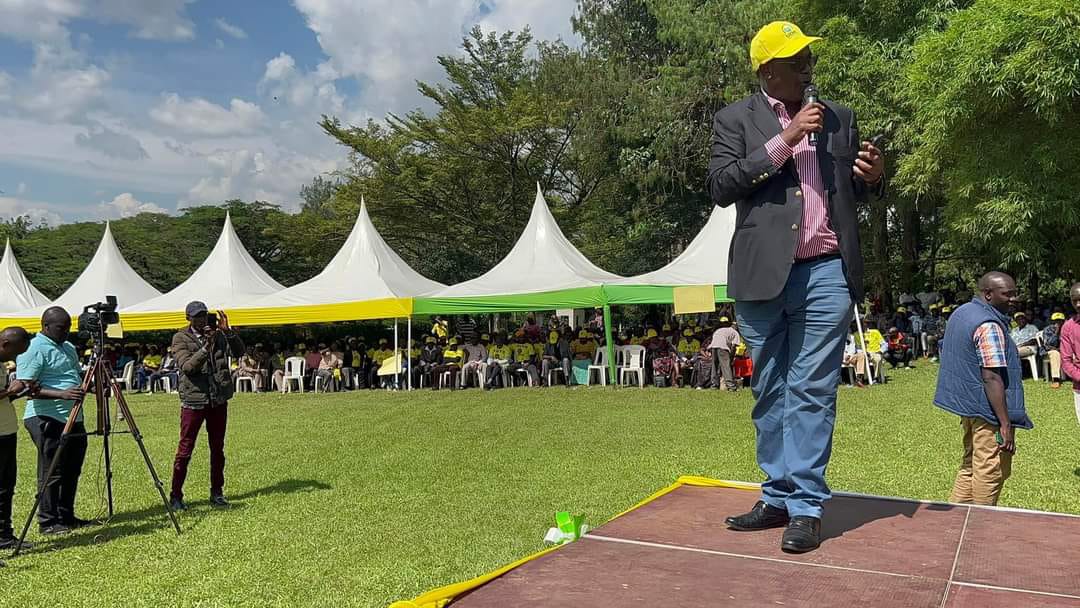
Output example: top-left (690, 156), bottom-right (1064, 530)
top-left (12, 335), bottom-right (181, 557)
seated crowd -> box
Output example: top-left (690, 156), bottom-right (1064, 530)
top-left (71, 311), bottom-right (753, 393)
top-left (841, 295), bottom-right (1072, 388)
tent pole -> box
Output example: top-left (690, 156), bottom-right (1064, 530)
top-left (407, 317), bottom-right (413, 391)
top-left (603, 304), bottom-right (616, 387)
top-left (852, 304), bottom-right (874, 386)
top-left (394, 318), bottom-right (400, 390)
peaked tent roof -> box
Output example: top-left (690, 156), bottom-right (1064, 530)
top-left (9, 223), bottom-right (162, 320)
top-left (615, 204), bottom-right (736, 286)
top-left (424, 186), bottom-right (622, 300)
top-left (123, 212), bottom-right (283, 320)
top-left (240, 200), bottom-right (444, 309)
top-left (0, 239), bottom-right (50, 313)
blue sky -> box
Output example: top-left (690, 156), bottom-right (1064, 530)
top-left (0, 0), bottom-right (577, 224)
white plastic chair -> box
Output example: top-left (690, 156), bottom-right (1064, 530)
top-left (546, 360), bottom-right (566, 387)
top-left (151, 375), bottom-right (173, 394)
top-left (587, 347), bottom-right (608, 386)
top-left (283, 357), bottom-right (306, 393)
top-left (619, 345), bottom-right (645, 388)
top-left (314, 371), bottom-right (332, 393)
top-left (1021, 334), bottom-right (1040, 381)
top-left (116, 361), bottom-right (135, 391)
top-left (439, 368), bottom-right (460, 389)
top-left (236, 375), bottom-right (255, 393)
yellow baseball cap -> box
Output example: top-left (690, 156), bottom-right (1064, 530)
top-left (646, 329), bottom-right (658, 338)
top-left (662, 324), bottom-right (672, 331)
top-left (448, 338), bottom-right (458, 346)
top-left (579, 330), bottom-right (590, 339)
top-left (1013, 312), bottom-right (1026, 319)
top-left (897, 306), bottom-right (907, 313)
top-left (1052, 312), bottom-right (1066, 321)
top-left (750, 21), bottom-right (821, 72)
top-left (425, 336), bottom-right (436, 344)
top-left (719, 316), bottom-right (730, 323)
top-left (683, 329), bottom-right (693, 337)
top-left (481, 333), bottom-right (490, 341)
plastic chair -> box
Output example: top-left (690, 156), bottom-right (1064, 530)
top-left (116, 361), bottom-right (135, 391)
top-left (235, 375), bottom-right (255, 393)
top-left (283, 357), bottom-right (306, 393)
top-left (314, 371), bottom-right (333, 393)
top-left (587, 347), bottom-right (608, 386)
top-left (546, 361), bottom-right (566, 387)
top-left (619, 345), bottom-right (645, 388)
top-left (1020, 334), bottom-right (1039, 381)
top-left (439, 368), bottom-right (460, 389)
top-left (151, 375), bottom-right (173, 394)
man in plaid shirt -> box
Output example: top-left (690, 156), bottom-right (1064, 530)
top-left (934, 272), bottom-right (1032, 506)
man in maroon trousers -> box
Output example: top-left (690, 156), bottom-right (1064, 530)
top-left (170, 301), bottom-right (244, 510)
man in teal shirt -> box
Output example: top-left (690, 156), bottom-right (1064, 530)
top-left (17, 307), bottom-right (90, 535)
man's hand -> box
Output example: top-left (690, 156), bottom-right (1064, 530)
top-left (60, 387), bottom-right (85, 401)
top-left (781, 102), bottom-right (824, 147)
top-left (854, 140), bottom-right (884, 184)
top-left (998, 424), bottom-right (1015, 454)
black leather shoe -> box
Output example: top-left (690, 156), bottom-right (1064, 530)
top-left (170, 497), bottom-right (188, 512)
top-left (725, 501), bottom-right (789, 531)
top-left (40, 523), bottom-right (71, 536)
top-left (781, 516), bottom-right (821, 553)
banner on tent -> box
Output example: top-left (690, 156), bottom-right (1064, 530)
top-left (673, 285), bottom-right (717, 315)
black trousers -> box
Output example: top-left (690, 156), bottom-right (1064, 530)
top-left (25, 416), bottom-right (87, 528)
top-left (0, 433), bottom-right (15, 537)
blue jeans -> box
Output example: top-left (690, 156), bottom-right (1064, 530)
top-left (735, 256), bottom-right (853, 519)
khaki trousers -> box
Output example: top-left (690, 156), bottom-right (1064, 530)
top-left (949, 417), bottom-right (1012, 506)
top-left (1047, 349), bottom-right (1062, 380)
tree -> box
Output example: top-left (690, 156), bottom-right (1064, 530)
top-left (898, 0), bottom-right (1080, 298)
top-left (318, 27), bottom-right (596, 284)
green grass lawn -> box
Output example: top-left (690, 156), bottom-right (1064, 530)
top-left (4, 365), bottom-right (1079, 607)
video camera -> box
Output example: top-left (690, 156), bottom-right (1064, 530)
top-left (79, 295), bottom-right (120, 336)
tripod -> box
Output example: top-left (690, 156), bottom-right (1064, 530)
top-left (12, 329), bottom-right (181, 556)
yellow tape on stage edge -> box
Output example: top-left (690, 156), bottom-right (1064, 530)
top-left (388, 476), bottom-right (759, 608)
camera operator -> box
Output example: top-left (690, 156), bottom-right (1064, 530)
top-left (0, 327), bottom-right (34, 548)
top-left (170, 301), bottom-right (243, 510)
top-left (16, 307), bottom-right (93, 535)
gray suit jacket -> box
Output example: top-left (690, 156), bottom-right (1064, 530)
top-left (707, 91), bottom-right (882, 302)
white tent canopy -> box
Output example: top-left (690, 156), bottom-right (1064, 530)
top-left (0, 239), bottom-right (50, 313)
top-left (9, 223), bottom-right (162, 318)
top-left (615, 204), bottom-right (736, 286)
top-left (124, 212), bottom-right (284, 313)
top-left (239, 199), bottom-right (444, 308)
top-left (425, 185), bottom-right (622, 298)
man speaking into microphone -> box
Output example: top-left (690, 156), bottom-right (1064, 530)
top-left (706, 21), bottom-right (884, 553)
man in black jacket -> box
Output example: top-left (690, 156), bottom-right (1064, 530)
top-left (170, 301), bottom-right (244, 510)
top-left (706, 21), bottom-right (884, 553)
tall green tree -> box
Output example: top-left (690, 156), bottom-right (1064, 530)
top-left (898, 0), bottom-right (1080, 297)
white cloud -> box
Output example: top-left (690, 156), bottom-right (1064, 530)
top-left (97, 192), bottom-right (169, 219)
top-left (96, 0), bottom-right (196, 41)
top-left (259, 52), bottom-right (343, 114)
top-left (16, 183), bottom-right (27, 195)
top-left (291, 0), bottom-right (578, 120)
top-left (0, 0), bottom-right (82, 43)
top-left (0, 0), bottom-right (196, 43)
top-left (214, 17), bottom-right (247, 40)
top-left (149, 93), bottom-right (265, 136)
top-left (0, 196), bottom-right (65, 226)
top-left (0, 71), bottom-right (10, 101)
top-left (74, 121), bottom-right (149, 160)
top-left (215, 38), bottom-right (225, 50)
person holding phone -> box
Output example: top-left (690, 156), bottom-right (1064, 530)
top-left (170, 301), bottom-right (244, 510)
top-left (934, 272), bottom-right (1032, 506)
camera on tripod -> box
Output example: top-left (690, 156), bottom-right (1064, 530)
top-left (78, 295), bottom-right (120, 336)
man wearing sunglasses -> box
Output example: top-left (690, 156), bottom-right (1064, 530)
top-left (707, 21), bottom-right (885, 554)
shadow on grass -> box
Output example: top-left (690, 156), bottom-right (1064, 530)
top-left (1075, 467), bottom-right (1080, 478)
top-left (14, 478), bottom-right (332, 555)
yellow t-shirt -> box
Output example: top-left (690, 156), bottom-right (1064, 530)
top-left (533, 343), bottom-right (545, 358)
top-left (629, 336), bottom-right (643, 346)
top-left (442, 348), bottom-right (463, 364)
top-left (142, 354), bottom-right (162, 369)
top-left (676, 339), bottom-right (700, 357)
top-left (432, 322), bottom-right (448, 338)
top-left (512, 343), bottom-right (534, 362)
top-left (489, 344), bottom-right (513, 361)
top-left (863, 329), bottom-right (885, 353)
top-left (571, 340), bottom-right (597, 357)
top-left (373, 348), bottom-right (394, 364)
top-left (0, 372), bottom-right (16, 436)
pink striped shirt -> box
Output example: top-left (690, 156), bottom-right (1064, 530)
top-left (761, 90), bottom-right (838, 260)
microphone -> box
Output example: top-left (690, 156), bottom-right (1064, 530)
top-left (803, 84), bottom-right (819, 146)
